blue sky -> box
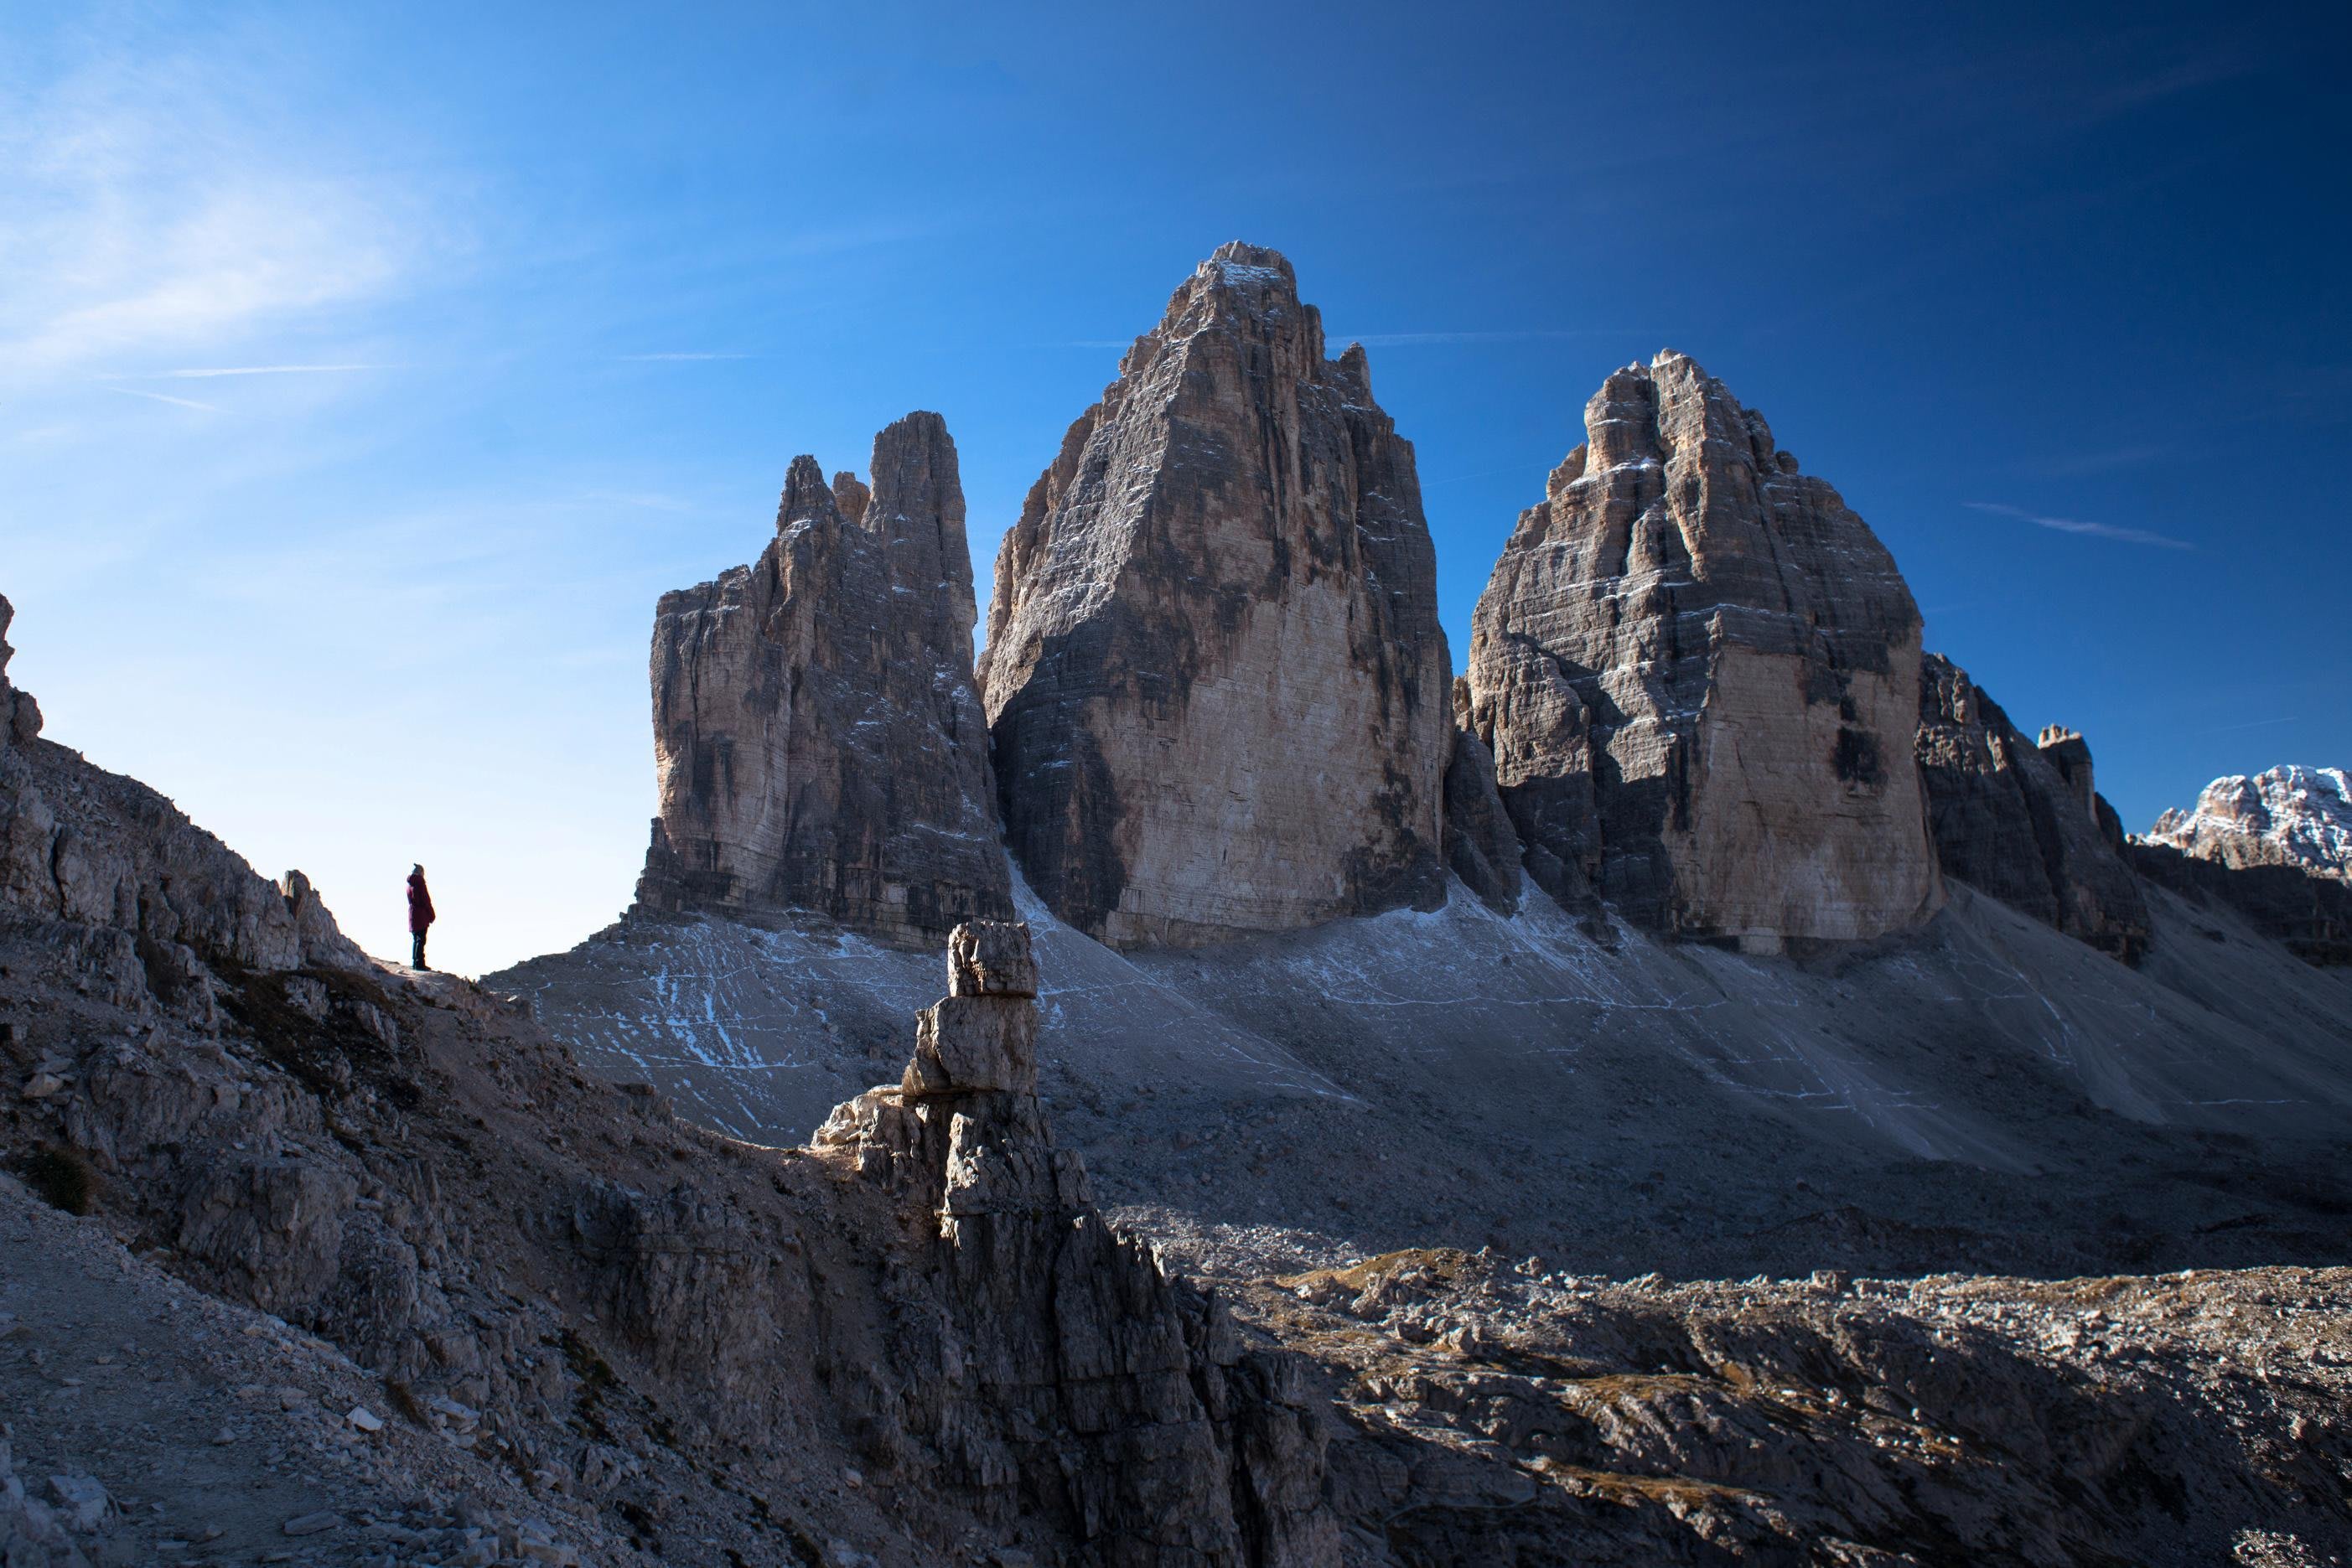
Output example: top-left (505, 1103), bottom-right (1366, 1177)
top-left (4, 1), bottom-right (2345, 975)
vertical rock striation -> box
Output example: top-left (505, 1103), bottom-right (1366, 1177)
top-left (977, 242), bottom-right (1453, 949)
top-left (1465, 351), bottom-right (1942, 950)
top-left (635, 412), bottom-right (1012, 944)
top-left (1914, 655), bottom-right (2150, 962)
top-left (1442, 681), bottom-right (1523, 913)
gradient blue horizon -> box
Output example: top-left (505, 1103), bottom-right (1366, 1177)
top-left (4, 1), bottom-right (2345, 974)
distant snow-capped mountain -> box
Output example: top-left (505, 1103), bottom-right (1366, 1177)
top-left (2147, 764), bottom-right (2352, 879)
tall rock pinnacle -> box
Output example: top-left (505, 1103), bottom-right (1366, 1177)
top-left (1465, 351), bottom-right (1942, 950)
top-left (635, 411), bottom-right (1013, 944)
top-left (978, 242), bottom-right (1453, 948)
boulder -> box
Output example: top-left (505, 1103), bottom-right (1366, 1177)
top-left (978, 243), bottom-right (1453, 949)
top-left (1914, 656), bottom-right (2150, 962)
top-left (948, 919), bottom-right (1039, 998)
top-left (635, 413), bottom-right (1012, 944)
top-left (1465, 351), bottom-right (1942, 950)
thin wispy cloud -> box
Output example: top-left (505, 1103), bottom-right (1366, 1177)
top-left (148, 364), bottom-right (394, 379)
top-left (107, 386), bottom-right (220, 413)
top-left (616, 351), bottom-right (751, 362)
top-left (1964, 500), bottom-right (2195, 551)
top-left (0, 27), bottom-right (436, 384)
top-left (2206, 715), bottom-right (2298, 734)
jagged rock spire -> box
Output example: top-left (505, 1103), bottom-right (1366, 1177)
top-left (635, 414), bottom-right (1011, 943)
top-left (1466, 350), bottom-right (1942, 950)
top-left (979, 242), bottom-right (1453, 948)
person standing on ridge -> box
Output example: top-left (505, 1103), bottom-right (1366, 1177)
top-left (407, 863), bottom-right (436, 970)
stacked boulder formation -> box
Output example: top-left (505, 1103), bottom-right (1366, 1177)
top-left (1464, 350), bottom-right (1943, 952)
top-left (977, 243), bottom-right (1453, 948)
top-left (816, 920), bottom-right (1333, 1561)
top-left (634, 412), bottom-right (1013, 944)
top-left (1914, 656), bottom-right (2150, 961)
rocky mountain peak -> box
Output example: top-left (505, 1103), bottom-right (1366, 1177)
top-left (2147, 764), bottom-right (2352, 880)
top-left (978, 244), bottom-right (1452, 947)
top-left (1467, 350), bottom-right (1941, 950)
top-left (776, 453), bottom-right (838, 531)
top-left (635, 415), bottom-right (1010, 944)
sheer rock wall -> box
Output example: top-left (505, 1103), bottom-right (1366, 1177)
top-left (1465, 351), bottom-right (1942, 951)
top-left (635, 413), bottom-right (1011, 945)
top-left (977, 244), bottom-right (1452, 949)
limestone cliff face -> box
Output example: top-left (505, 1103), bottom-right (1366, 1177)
top-left (635, 413), bottom-right (1013, 944)
top-left (978, 243), bottom-right (1452, 949)
top-left (1914, 655), bottom-right (2150, 962)
top-left (1464, 351), bottom-right (1942, 950)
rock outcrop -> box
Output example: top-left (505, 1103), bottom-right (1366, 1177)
top-left (1464, 351), bottom-right (1942, 950)
top-left (1914, 655), bottom-right (2150, 961)
top-left (0, 595), bottom-right (41, 751)
top-left (977, 243), bottom-right (1452, 949)
top-left (0, 595), bottom-right (360, 986)
top-left (816, 922), bottom-right (1334, 1564)
top-left (635, 413), bottom-right (1012, 945)
top-left (2147, 765), bottom-right (2352, 881)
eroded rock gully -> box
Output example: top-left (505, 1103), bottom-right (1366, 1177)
top-left (978, 243), bottom-right (1453, 950)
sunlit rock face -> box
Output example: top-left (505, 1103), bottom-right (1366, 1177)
top-left (1465, 350), bottom-right (1943, 951)
top-left (2148, 765), bottom-right (2352, 882)
top-left (635, 411), bottom-right (1013, 944)
top-left (978, 242), bottom-right (1452, 950)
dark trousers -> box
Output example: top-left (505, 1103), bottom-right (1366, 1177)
top-left (412, 929), bottom-right (428, 970)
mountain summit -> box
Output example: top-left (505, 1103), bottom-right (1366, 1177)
top-left (978, 242), bottom-right (1453, 948)
top-left (2148, 764), bottom-right (2352, 881)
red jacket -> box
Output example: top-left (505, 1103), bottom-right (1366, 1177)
top-left (407, 872), bottom-right (436, 933)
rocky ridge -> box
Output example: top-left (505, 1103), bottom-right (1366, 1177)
top-left (1464, 351), bottom-right (1943, 953)
top-left (635, 413), bottom-right (1012, 945)
top-left (977, 243), bottom-right (1453, 950)
top-left (2148, 764), bottom-right (2352, 880)
top-left (0, 613), bottom-right (1330, 1566)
